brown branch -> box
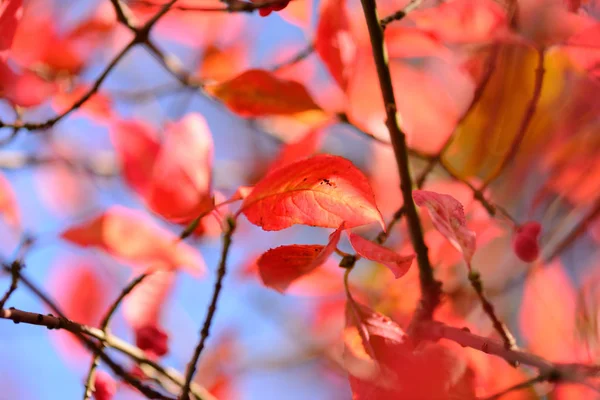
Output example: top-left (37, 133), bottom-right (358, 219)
top-left (359, 0), bottom-right (440, 324)
top-left (468, 271), bottom-right (517, 356)
top-left (130, 0), bottom-right (293, 13)
top-left (83, 273), bottom-right (150, 400)
top-left (180, 217), bottom-right (237, 400)
top-left (379, 0), bottom-right (423, 29)
top-left (481, 374), bottom-right (547, 400)
top-left (1, 265), bottom-right (175, 399)
top-left (0, 261), bottom-right (22, 309)
top-left (270, 43), bottom-right (315, 72)
top-left (420, 320), bottom-right (600, 378)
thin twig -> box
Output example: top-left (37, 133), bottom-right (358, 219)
top-left (380, 0), bottom-right (423, 29)
top-left (359, 0), bottom-right (440, 325)
top-left (2, 265), bottom-right (174, 399)
top-left (83, 273), bottom-right (150, 400)
top-left (0, 261), bottom-right (22, 309)
top-left (468, 270), bottom-right (517, 356)
top-left (180, 217), bottom-right (237, 400)
top-left (270, 43), bottom-right (315, 72)
top-left (481, 374), bottom-right (547, 400)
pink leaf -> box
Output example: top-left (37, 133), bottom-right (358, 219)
top-left (61, 206), bottom-right (206, 276)
top-left (413, 190), bottom-right (476, 264)
top-left (240, 154), bottom-right (384, 231)
top-left (123, 269), bottom-right (175, 330)
top-left (348, 232), bottom-right (414, 278)
top-left (257, 223), bottom-right (345, 292)
top-left (409, 0), bottom-right (508, 44)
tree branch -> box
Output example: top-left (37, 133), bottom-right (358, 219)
top-left (180, 217), bottom-right (237, 400)
top-left (83, 273), bottom-right (150, 400)
top-left (358, 0), bottom-right (440, 324)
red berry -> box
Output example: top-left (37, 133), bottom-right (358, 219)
top-left (512, 232), bottom-right (540, 262)
top-left (259, 7), bottom-right (272, 16)
top-left (93, 371), bottom-right (116, 400)
top-left (135, 325), bottom-right (169, 357)
top-left (518, 221), bottom-right (541, 239)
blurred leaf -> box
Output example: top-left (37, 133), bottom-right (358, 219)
top-left (61, 205), bottom-right (206, 276)
top-left (348, 232), bottom-right (414, 279)
top-left (207, 69), bottom-right (322, 117)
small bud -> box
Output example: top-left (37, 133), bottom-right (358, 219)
top-left (93, 371), bottom-right (116, 400)
top-left (135, 325), bottom-right (169, 357)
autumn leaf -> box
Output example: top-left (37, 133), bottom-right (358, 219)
top-left (124, 269), bottom-right (175, 330)
top-left (413, 190), bottom-right (476, 264)
top-left (408, 0), bottom-right (508, 44)
top-left (111, 113), bottom-right (214, 224)
top-left (348, 232), bottom-right (414, 278)
top-left (0, 61), bottom-right (56, 107)
top-left (0, 0), bottom-right (22, 55)
top-left (315, 0), bottom-right (356, 91)
top-left (239, 154), bottom-right (384, 231)
top-left (0, 172), bottom-right (19, 228)
top-left (52, 85), bottom-right (113, 123)
top-left (257, 223), bottom-right (345, 292)
top-left (207, 69), bottom-right (322, 117)
top-left (61, 206), bottom-right (206, 276)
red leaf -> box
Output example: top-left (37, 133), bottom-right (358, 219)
top-left (0, 61), bottom-right (56, 107)
top-left (0, 172), bottom-right (19, 228)
top-left (61, 206), bottom-right (206, 276)
top-left (207, 69), bottom-right (321, 117)
top-left (348, 233), bottom-right (414, 278)
top-left (123, 269), bottom-right (175, 330)
top-left (257, 223), bottom-right (345, 292)
top-left (315, 0), bottom-right (356, 91)
top-left (413, 190), bottom-right (476, 264)
top-left (146, 113), bottom-right (214, 223)
top-left (409, 0), bottom-right (508, 44)
top-left (110, 119), bottom-right (160, 196)
top-left (0, 0), bottom-right (22, 54)
top-left (267, 128), bottom-right (325, 173)
top-left (111, 114), bottom-right (214, 223)
top-left (47, 258), bottom-right (111, 364)
top-left (52, 85), bottom-right (114, 123)
top-left (240, 154), bottom-right (384, 231)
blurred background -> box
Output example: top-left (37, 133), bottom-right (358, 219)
top-left (0, 0), bottom-right (599, 399)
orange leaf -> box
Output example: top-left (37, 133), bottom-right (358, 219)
top-left (315, 0), bottom-right (356, 91)
top-left (348, 232), bottom-right (414, 278)
top-left (413, 190), bottom-right (476, 264)
top-left (207, 69), bottom-right (321, 117)
top-left (61, 206), bottom-right (206, 276)
top-left (257, 223), bottom-right (345, 292)
top-left (240, 154), bottom-right (384, 231)
top-left (197, 44), bottom-right (247, 82)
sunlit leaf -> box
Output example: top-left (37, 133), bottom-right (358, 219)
top-left (207, 69), bottom-right (322, 117)
top-left (61, 206), bottom-right (206, 276)
top-left (348, 232), bottom-right (414, 278)
top-left (240, 154), bottom-right (384, 231)
top-left (413, 190), bottom-right (476, 264)
top-left (257, 223), bottom-right (345, 292)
